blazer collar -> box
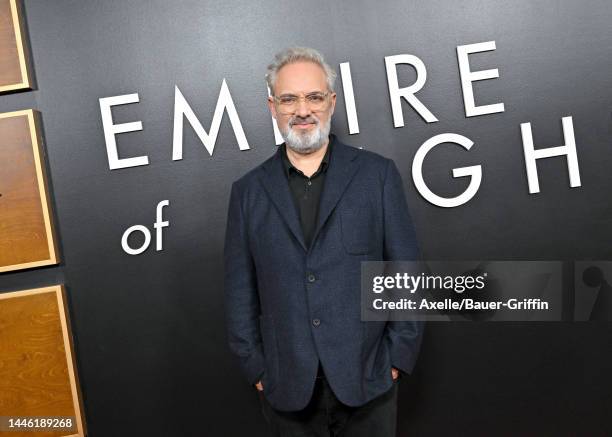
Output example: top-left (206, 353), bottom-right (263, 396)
top-left (259, 134), bottom-right (361, 252)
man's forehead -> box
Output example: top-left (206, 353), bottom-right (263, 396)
top-left (274, 61), bottom-right (328, 94)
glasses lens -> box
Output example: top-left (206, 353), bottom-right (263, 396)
top-left (307, 93), bottom-right (326, 110)
top-left (278, 95), bottom-right (297, 114)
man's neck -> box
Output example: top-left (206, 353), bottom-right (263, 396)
top-left (285, 138), bottom-right (329, 178)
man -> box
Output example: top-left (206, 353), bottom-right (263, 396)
top-left (224, 47), bottom-right (424, 436)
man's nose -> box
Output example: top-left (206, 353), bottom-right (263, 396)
top-left (295, 97), bottom-right (311, 117)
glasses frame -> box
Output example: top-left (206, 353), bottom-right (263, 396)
top-left (272, 91), bottom-right (333, 115)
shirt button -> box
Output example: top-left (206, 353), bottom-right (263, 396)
top-left (312, 318), bottom-right (321, 327)
top-left (307, 274), bottom-right (316, 283)
top-left (307, 180), bottom-right (312, 186)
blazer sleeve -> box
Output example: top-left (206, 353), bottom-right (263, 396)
top-left (223, 181), bottom-right (265, 385)
top-left (381, 159), bottom-right (425, 375)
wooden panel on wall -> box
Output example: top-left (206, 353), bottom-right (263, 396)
top-left (0, 0), bottom-right (31, 92)
top-left (0, 285), bottom-right (86, 436)
top-left (0, 109), bottom-right (60, 273)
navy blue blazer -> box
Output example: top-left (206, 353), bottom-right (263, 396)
top-left (224, 137), bottom-right (424, 412)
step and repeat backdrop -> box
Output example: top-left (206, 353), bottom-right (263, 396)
top-left (0, 0), bottom-right (610, 436)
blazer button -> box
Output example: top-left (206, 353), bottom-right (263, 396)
top-left (312, 318), bottom-right (321, 327)
top-left (307, 274), bottom-right (316, 283)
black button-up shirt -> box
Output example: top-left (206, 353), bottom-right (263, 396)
top-left (281, 136), bottom-right (333, 250)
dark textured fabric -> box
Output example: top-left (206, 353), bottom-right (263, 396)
top-left (224, 137), bottom-right (424, 412)
top-left (281, 138), bottom-right (333, 379)
top-left (258, 376), bottom-right (399, 437)
top-left (281, 138), bottom-right (332, 251)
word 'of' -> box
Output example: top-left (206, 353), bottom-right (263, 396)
top-left (121, 200), bottom-right (169, 255)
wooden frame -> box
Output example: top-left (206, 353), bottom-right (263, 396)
top-left (0, 109), bottom-right (60, 273)
top-left (0, 285), bottom-right (86, 436)
top-left (0, 0), bottom-right (32, 93)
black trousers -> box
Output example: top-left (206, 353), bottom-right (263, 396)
top-left (257, 373), bottom-right (398, 437)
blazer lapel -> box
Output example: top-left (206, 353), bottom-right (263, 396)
top-left (258, 139), bottom-right (361, 253)
top-left (311, 140), bottom-right (361, 249)
top-left (259, 146), bottom-right (308, 251)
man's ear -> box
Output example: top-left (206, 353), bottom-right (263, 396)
top-left (267, 96), bottom-right (277, 120)
top-left (329, 92), bottom-right (337, 116)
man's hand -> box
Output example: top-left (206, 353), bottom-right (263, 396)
top-left (391, 367), bottom-right (400, 381)
top-left (255, 380), bottom-right (264, 391)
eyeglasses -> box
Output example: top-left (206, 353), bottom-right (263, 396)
top-left (273, 92), bottom-right (331, 114)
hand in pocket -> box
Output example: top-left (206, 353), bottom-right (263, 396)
top-left (391, 367), bottom-right (399, 381)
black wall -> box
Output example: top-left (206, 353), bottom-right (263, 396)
top-left (1, 1), bottom-right (611, 435)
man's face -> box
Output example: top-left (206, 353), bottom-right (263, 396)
top-left (268, 61), bottom-right (336, 154)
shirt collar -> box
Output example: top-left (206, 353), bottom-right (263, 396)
top-left (281, 134), bottom-right (334, 178)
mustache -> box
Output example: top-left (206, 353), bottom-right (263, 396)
top-left (289, 115), bottom-right (319, 127)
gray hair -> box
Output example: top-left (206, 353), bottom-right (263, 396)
top-left (266, 47), bottom-right (337, 95)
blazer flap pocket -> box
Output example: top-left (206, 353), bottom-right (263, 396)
top-left (340, 201), bottom-right (376, 254)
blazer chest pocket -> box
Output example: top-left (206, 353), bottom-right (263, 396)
top-left (339, 201), bottom-right (376, 255)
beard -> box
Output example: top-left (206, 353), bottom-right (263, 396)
top-left (280, 114), bottom-right (331, 154)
